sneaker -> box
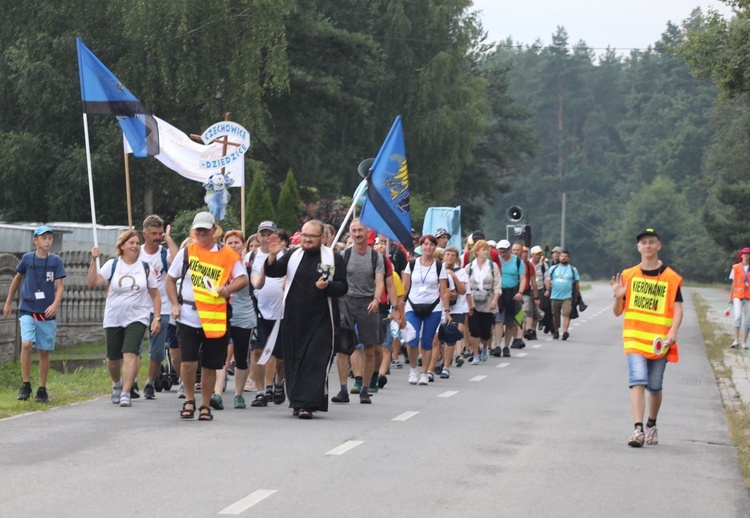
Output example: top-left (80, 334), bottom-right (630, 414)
top-left (628, 428), bottom-right (645, 447)
top-left (244, 377), bottom-right (257, 392)
top-left (744, 343), bottom-right (749, 350)
top-left (645, 426), bottom-right (658, 445)
top-left (417, 355), bottom-right (423, 367)
top-left (368, 384), bottom-right (379, 394)
top-left (502, 347), bottom-right (511, 358)
top-left (531, 330), bottom-right (538, 340)
top-left (562, 331), bottom-right (570, 341)
top-left (455, 356), bottom-right (465, 367)
top-left (510, 338), bottom-right (522, 349)
top-left (391, 359), bottom-right (403, 369)
top-left (273, 381), bottom-right (286, 405)
top-left (144, 384), bottom-right (156, 400)
top-left (131, 381), bottom-right (141, 399)
top-left (111, 384), bottom-right (123, 404)
top-left (418, 373), bottom-right (429, 385)
top-left (350, 379), bottom-right (363, 394)
top-left (360, 391), bottom-right (372, 404)
top-left (227, 361), bottom-right (236, 376)
top-left (234, 395), bottom-right (246, 409)
top-left (176, 382), bottom-right (185, 399)
top-left (553, 332), bottom-right (560, 340)
top-left (441, 368), bottom-right (450, 379)
top-left (209, 394), bottom-right (224, 410)
top-left (119, 393), bottom-right (132, 407)
top-left (427, 371), bottom-right (435, 382)
top-left (34, 387), bottom-right (49, 403)
top-left (408, 372), bottom-right (419, 385)
top-left (472, 356), bottom-right (481, 365)
top-left (331, 389), bottom-right (350, 403)
top-left (482, 347), bottom-right (490, 361)
top-left (17, 383), bottom-right (32, 401)
top-left (251, 394), bottom-right (268, 407)
top-left (378, 375), bottom-right (388, 389)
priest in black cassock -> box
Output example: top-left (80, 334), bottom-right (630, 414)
top-left (264, 220), bottom-right (348, 419)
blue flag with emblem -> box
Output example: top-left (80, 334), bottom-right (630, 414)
top-left (359, 116), bottom-right (412, 245)
top-left (76, 38), bottom-right (159, 157)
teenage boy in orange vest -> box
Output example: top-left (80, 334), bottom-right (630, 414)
top-left (611, 228), bottom-right (683, 447)
top-left (728, 247), bottom-right (750, 349)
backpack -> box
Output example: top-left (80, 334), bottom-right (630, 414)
top-left (344, 247), bottom-right (379, 275)
top-left (109, 258), bottom-right (150, 282)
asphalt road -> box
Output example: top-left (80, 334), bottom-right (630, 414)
top-left (1, 283), bottom-right (749, 517)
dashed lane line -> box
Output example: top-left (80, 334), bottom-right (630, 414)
top-left (470, 375), bottom-right (487, 382)
top-left (326, 440), bottom-right (364, 455)
top-left (496, 362), bottom-right (510, 368)
top-left (531, 344), bottom-right (543, 349)
top-left (218, 489), bottom-right (277, 515)
top-left (437, 391), bottom-right (459, 398)
top-left (392, 411), bottom-right (419, 422)
top-left (515, 352), bottom-right (528, 357)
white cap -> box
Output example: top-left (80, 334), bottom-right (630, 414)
top-left (487, 240), bottom-right (497, 248)
top-left (530, 245), bottom-right (543, 255)
top-left (191, 211), bottom-right (216, 230)
top-left (497, 239), bottom-right (511, 249)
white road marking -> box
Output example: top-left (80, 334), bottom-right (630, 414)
top-left (531, 344), bottom-right (542, 349)
top-left (218, 489), bottom-right (277, 515)
top-left (392, 411), bottom-right (419, 421)
top-left (497, 362), bottom-right (510, 368)
top-left (437, 390), bottom-right (459, 398)
top-left (573, 323), bottom-right (580, 327)
top-left (545, 337), bottom-right (553, 341)
top-left (326, 440), bottom-right (364, 455)
top-left (516, 353), bottom-right (528, 357)
top-left (470, 375), bottom-right (487, 382)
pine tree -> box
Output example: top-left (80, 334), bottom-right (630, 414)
top-left (276, 169), bottom-right (302, 232)
top-left (246, 163), bottom-right (275, 234)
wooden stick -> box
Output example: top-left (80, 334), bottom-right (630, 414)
top-left (124, 149), bottom-right (133, 229)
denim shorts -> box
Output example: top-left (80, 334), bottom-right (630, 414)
top-left (627, 353), bottom-right (667, 391)
top-left (19, 314), bottom-right (57, 351)
top-left (144, 314), bottom-right (170, 363)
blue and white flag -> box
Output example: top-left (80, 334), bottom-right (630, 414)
top-left (423, 206), bottom-right (462, 249)
top-left (76, 38), bottom-right (159, 158)
top-left (359, 116), bottom-right (412, 245)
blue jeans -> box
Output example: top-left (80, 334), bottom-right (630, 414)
top-left (627, 353), bottom-right (667, 391)
top-left (405, 311), bottom-right (441, 351)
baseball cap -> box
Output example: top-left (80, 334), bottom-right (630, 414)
top-left (497, 239), bottom-right (511, 250)
top-left (435, 228), bottom-right (451, 239)
top-left (530, 245), bottom-right (543, 255)
top-left (552, 246), bottom-right (562, 253)
top-left (191, 212), bottom-right (216, 230)
top-left (737, 247), bottom-right (750, 262)
top-left (636, 228), bottom-right (660, 242)
top-left (487, 240), bottom-right (497, 248)
top-left (257, 220), bottom-right (278, 233)
top-left (33, 225), bottom-right (53, 236)
top-left (367, 228), bottom-right (376, 245)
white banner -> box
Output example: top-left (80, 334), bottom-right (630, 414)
top-left (124, 116), bottom-right (245, 187)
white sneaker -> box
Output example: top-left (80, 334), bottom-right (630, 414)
top-left (119, 393), bottom-right (131, 407)
top-left (744, 343), bottom-right (749, 350)
top-left (418, 374), bottom-right (429, 385)
top-left (176, 382), bottom-right (185, 399)
top-left (111, 385), bottom-right (123, 404)
top-left (645, 425), bottom-right (658, 445)
top-left (408, 372), bottom-right (418, 385)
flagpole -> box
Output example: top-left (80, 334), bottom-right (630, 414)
top-left (82, 113), bottom-right (100, 269)
top-left (333, 180), bottom-right (367, 245)
top-left (123, 150), bottom-right (133, 229)
top-left (241, 182), bottom-right (246, 237)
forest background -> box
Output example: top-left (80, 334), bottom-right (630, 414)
top-left (0, 0), bottom-right (747, 282)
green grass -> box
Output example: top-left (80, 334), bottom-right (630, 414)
top-left (693, 293), bottom-right (750, 488)
top-left (0, 342), bottom-right (152, 419)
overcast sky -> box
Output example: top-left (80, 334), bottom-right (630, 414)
top-left (471, 0), bottom-right (733, 53)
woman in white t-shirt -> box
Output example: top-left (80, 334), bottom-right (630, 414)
top-left (402, 234), bottom-right (451, 386)
top-left (88, 230), bottom-right (161, 408)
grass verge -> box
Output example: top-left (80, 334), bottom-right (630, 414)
top-left (0, 342), bottom-right (151, 420)
top-left (693, 293), bottom-right (750, 487)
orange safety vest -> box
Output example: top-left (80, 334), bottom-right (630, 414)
top-left (731, 263), bottom-right (750, 299)
top-left (187, 242), bottom-right (240, 338)
top-left (621, 265), bottom-right (682, 362)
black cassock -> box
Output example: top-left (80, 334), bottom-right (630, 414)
top-left (265, 247), bottom-right (347, 412)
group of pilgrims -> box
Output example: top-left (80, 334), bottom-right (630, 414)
top-left (86, 212), bottom-right (579, 420)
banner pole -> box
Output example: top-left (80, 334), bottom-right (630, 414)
top-left (82, 113), bottom-right (100, 269)
top-left (124, 150), bottom-right (133, 229)
top-left (333, 180), bottom-right (367, 245)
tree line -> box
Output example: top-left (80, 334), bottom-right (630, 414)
top-left (0, 2), bottom-right (742, 281)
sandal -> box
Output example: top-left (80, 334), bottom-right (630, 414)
top-left (180, 400), bottom-right (196, 419)
top-left (298, 408), bottom-right (312, 420)
top-left (198, 405), bottom-right (213, 421)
